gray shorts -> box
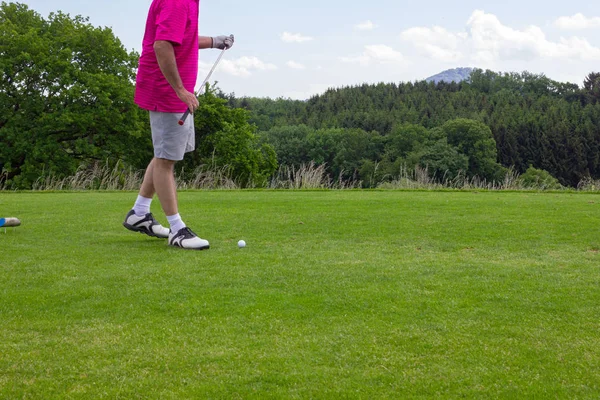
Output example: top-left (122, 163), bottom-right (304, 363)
top-left (150, 111), bottom-right (195, 161)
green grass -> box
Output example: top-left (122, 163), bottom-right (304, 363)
top-left (1, 190), bottom-right (599, 398)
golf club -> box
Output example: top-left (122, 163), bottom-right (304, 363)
top-left (178, 46), bottom-right (228, 126)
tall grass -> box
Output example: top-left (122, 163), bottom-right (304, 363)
top-left (268, 162), bottom-right (360, 189)
top-left (176, 165), bottom-right (238, 190)
top-left (0, 170), bottom-right (7, 191)
top-left (379, 166), bottom-right (532, 191)
top-left (6, 160), bottom-right (600, 192)
top-left (31, 161), bottom-right (144, 191)
top-left (578, 177), bottom-right (600, 192)
top-left (29, 161), bottom-right (241, 191)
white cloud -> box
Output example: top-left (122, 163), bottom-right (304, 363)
top-left (340, 54), bottom-right (370, 66)
top-left (555, 13), bottom-right (600, 30)
top-left (286, 61), bottom-right (306, 70)
top-left (281, 32), bottom-right (314, 43)
top-left (468, 10), bottom-right (600, 62)
top-left (355, 20), bottom-right (377, 31)
top-left (340, 45), bottom-right (403, 66)
top-left (400, 26), bottom-right (464, 62)
top-left (220, 57), bottom-right (277, 77)
top-left (400, 10), bottom-right (600, 64)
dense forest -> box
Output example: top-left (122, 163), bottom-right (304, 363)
top-left (225, 70), bottom-right (600, 187)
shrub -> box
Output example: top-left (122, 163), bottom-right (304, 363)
top-left (518, 167), bottom-right (562, 190)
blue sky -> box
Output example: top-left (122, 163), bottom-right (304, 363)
top-left (18, 0), bottom-right (600, 99)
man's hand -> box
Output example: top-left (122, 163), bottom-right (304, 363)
top-left (212, 34), bottom-right (235, 49)
top-left (175, 88), bottom-right (199, 114)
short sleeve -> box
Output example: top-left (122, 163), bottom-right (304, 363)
top-left (155, 0), bottom-right (188, 45)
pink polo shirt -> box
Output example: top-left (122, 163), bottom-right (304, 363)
top-left (135, 0), bottom-right (199, 113)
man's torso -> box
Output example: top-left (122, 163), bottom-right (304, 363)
top-left (135, 0), bottom-right (199, 113)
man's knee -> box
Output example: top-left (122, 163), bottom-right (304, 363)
top-left (154, 157), bottom-right (176, 170)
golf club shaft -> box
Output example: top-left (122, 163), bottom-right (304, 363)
top-left (178, 47), bottom-right (228, 125)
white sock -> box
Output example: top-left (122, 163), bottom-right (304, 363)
top-left (167, 214), bottom-right (186, 233)
top-left (133, 195), bottom-right (152, 216)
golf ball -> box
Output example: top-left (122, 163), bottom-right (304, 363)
top-left (238, 240), bottom-right (246, 248)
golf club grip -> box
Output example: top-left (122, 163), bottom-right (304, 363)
top-left (178, 109), bottom-right (191, 126)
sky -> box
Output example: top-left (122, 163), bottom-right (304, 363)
top-left (16, 0), bottom-right (600, 99)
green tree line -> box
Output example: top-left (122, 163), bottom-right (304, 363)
top-left (227, 70), bottom-right (600, 187)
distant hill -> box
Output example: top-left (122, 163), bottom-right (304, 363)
top-left (426, 68), bottom-right (474, 84)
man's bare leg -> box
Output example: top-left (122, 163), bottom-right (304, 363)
top-left (152, 157), bottom-right (178, 217)
top-left (139, 158), bottom-right (156, 199)
top-left (151, 158), bottom-right (209, 250)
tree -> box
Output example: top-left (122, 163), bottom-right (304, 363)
top-left (441, 118), bottom-right (505, 180)
top-left (583, 72), bottom-right (600, 105)
top-left (518, 166), bottom-right (562, 190)
top-left (258, 125), bottom-right (313, 168)
top-left (384, 124), bottom-right (432, 162)
top-left (191, 86), bottom-right (277, 187)
top-left (414, 139), bottom-right (469, 181)
top-left (0, 2), bottom-right (149, 188)
top-left (332, 129), bottom-right (382, 181)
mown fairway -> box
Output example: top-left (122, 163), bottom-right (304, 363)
top-left (1, 190), bottom-right (599, 398)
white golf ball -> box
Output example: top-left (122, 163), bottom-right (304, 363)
top-left (238, 240), bottom-right (246, 248)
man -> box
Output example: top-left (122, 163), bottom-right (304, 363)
top-left (123, 0), bottom-right (234, 250)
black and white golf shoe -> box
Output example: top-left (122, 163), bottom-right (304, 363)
top-left (168, 227), bottom-right (210, 250)
top-left (123, 210), bottom-right (170, 239)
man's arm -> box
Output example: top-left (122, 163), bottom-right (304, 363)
top-left (154, 40), bottom-right (198, 113)
top-left (199, 36), bottom-right (213, 49)
top-left (199, 35), bottom-right (235, 50)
